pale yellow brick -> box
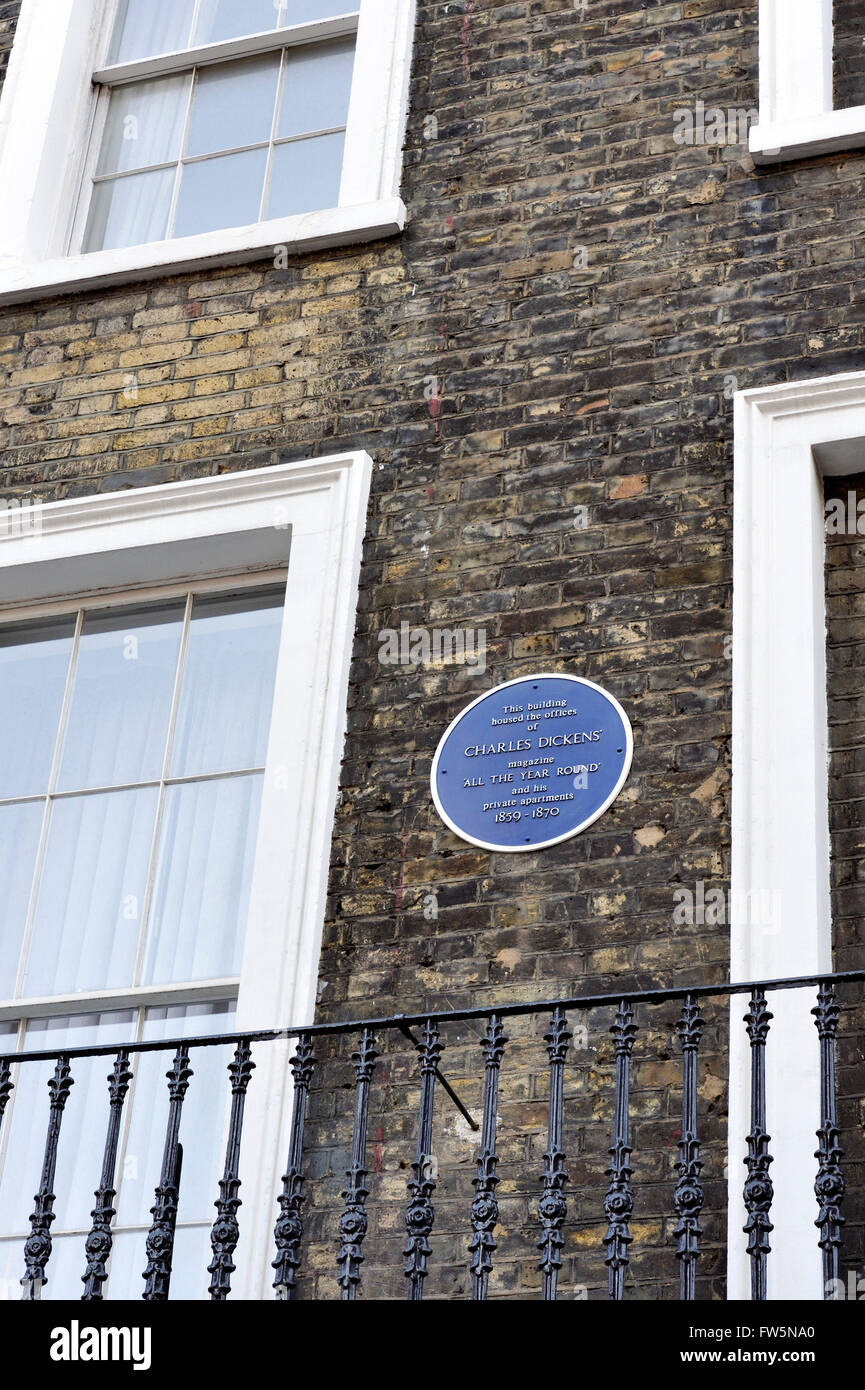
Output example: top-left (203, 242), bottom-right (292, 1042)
top-left (192, 374), bottom-right (234, 397)
top-left (116, 381), bottom-right (190, 409)
top-left (66, 333), bottom-right (138, 359)
top-left (174, 350), bottom-right (251, 378)
top-left (132, 305), bottom-right (188, 329)
top-left (119, 342), bottom-right (195, 368)
top-left (185, 272), bottom-right (263, 298)
top-left (195, 332), bottom-right (248, 356)
top-left (189, 312), bottom-right (258, 337)
top-left (234, 366), bottom-right (283, 388)
top-left (248, 385), bottom-right (287, 407)
top-left (139, 322), bottom-right (191, 347)
top-left (8, 363), bottom-right (76, 386)
top-left (160, 437), bottom-right (234, 462)
top-left (133, 405), bottom-right (171, 426)
top-left (171, 392), bottom-right (245, 421)
top-left (246, 324), bottom-right (303, 350)
top-left (72, 434), bottom-right (114, 456)
top-left (114, 448), bottom-right (161, 470)
top-left (111, 425), bottom-right (186, 450)
top-left (230, 406), bottom-right (282, 429)
top-left (55, 415), bottom-right (122, 438)
top-left (191, 416), bottom-right (229, 437)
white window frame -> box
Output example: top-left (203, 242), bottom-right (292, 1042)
top-left (0, 0), bottom-right (414, 304)
top-left (751, 0), bottom-right (865, 163)
top-left (729, 369), bottom-right (865, 1298)
top-left (0, 451), bottom-right (371, 1297)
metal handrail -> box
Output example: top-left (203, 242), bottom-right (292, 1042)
top-left (4, 966), bottom-right (863, 1064)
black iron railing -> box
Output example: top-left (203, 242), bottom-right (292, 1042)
top-left (0, 969), bottom-right (859, 1301)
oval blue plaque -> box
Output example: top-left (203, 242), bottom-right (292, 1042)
top-left (430, 673), bottom-right (633, 852)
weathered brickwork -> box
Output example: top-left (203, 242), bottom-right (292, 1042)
top-left (826, 474), bottom-right (865, 1281)
top-left (0, 0), bottom-right (863, 1297)
top-left (835, 1), bottom-right (865, 110)
top-left (0, 1), bottom-right (18, 90)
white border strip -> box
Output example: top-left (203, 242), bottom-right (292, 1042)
top-left (731, 369), bottom-right (865, 1299)
top-left (0, 453), bottom-right (373, 1299)
top-left (430, 673), bottom-right (634, 853)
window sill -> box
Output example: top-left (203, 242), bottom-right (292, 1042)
top-left (750, 104), bottom-right (865, 163)
top-left (0, 196), bottom-right (406, 304)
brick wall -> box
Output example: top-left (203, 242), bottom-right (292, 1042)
top-left (0, 1), bottom-right (18, 90)
top-left (835, 0), bottom-right (865, 110)
top-left (1, 0), bottom-right (865, 1297)
top-left (826, 473), bottom-right (865, 1282)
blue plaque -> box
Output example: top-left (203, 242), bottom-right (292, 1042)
top-left (430, 673), bottom-right (633, 852)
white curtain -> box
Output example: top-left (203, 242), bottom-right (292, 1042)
top-left (110, 0), bottom-right (196, 63)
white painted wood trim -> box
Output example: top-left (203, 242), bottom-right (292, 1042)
top-left (730, 370), bottom-right (865, 1299)
top-left (0, 0), bottom-right (414, 303)
top-left (92, 14), bottom-right (360, 85)
top-left (0, 453), bottom-right (373, 1298)
top-left (0, 199), bottom-right (406, 305)
top-left (757, 0), bottom-right (832, 128)
top-left (750, 0), bottom-right (865, 163)
top-left (751, 105), bottom-right (865, 164)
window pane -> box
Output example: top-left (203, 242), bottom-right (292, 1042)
top-left (110, 0), bottom-right (196, 62)
top-left (57, 603), bottom-right (185, 793)
top-left (267, 131), bottom-right (344, 218)
top-left (0, 1234), bottom-right (85, 1301)
top-left (173, 149), bottom-right (267, 238)
top-left (112, 1001), bottom-right (235, 1235)
top-left (23, 788), bottom-right (159, 997)
top-left (142, 775), bottom-right (264, 985)
top-left (97, 75), bottom-right (190, 176)
top-left (84, 168), bottom-right (175, 252)
top-left (171, 589), bottom-right (284, 778)
top-left (106, 1224), bottom-right (213, 1300)
top-left (0, 1012), bottom-right (135, 1247)
top-left (0, 1240), bottom-right (25, 1302)
top-left (0, 803), bottom-right (42, 999)
top-left (278, 38), bottom-right (355, 138)
top-left (186, 54), bottom-right (281, 158)
top-left (282, 1), bottom-right (360, 20)
top-left (195, 0), bottom-right (281, 46)
top-left (0, 618), bottom-right (74, 799)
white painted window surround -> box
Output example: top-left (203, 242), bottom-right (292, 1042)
top-left (751, 0), bottom-right (865, 163)
top-left (0, 0), bottom-right (415, 304)
top-left (729, 371), bottom-right (865, 1298)
top-left (0, 453), bottom-right (372, 1297)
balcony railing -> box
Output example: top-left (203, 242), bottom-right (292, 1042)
top-left (1, 969), bottom-right (860, 1301)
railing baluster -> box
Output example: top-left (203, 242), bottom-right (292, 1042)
top-left (21, 1055), bottom-right (74, 1300)
top-left (82, 1050), bottom-right (133, 1300)
top-left (337, 1027), bottom-right (377, 1300)
top-left (674, 995), bottom-right (704, 1300)
top-left (537, 1006), bottom-right (571, 1300)
top-left (743, 989), bottom-right (774, 1301)
top-left (142, 1045), bottom-right (192, 1301)
top-left (403, 1019), bottom-right (441, 1300)
top-left (207, 1039), bottom-right (255, 1300)
top-left (0, 1059), bottom-right (14, 1141)
top-left (272, 1034), bottom-right (315, 1299)
top-left (604, 1000), bottom-right (636, 1300)
top-left (813, 982), bottom-right (845, 1295)
top-left (470, 1014), bottom-right (506, 1300)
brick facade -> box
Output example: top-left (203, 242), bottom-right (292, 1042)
top-left (0, 0), bottom-right (864, 1298)
top-left (835, 0), bottom-right (865, 110)
top-left (826, 474), bottom-right (865, 1279)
